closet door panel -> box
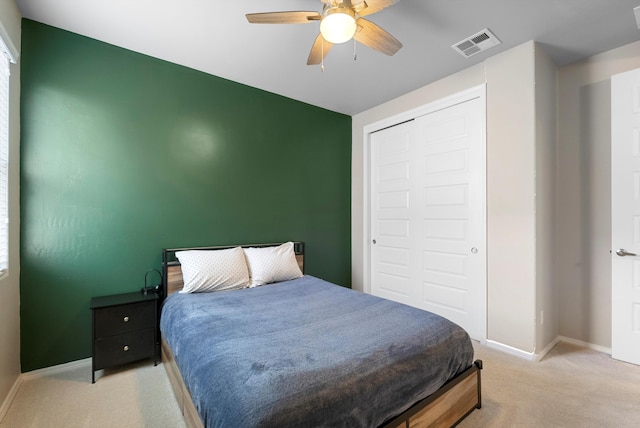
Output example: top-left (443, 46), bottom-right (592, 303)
top-left (370, 92), bottom-right (486, 341)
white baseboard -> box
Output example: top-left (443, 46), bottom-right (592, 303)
top-left (557, 336), bottom-right (611, 355)
top-left (20, 358), bottom-right (91, 382)
top-left (0, 375), bottom-right (22, 423)
top-left (486, 336), bottom-right (610, 362)
top-left (486, 337), bottom-right (558, 362)
top-left (486, 340), bottom-right (538, 361)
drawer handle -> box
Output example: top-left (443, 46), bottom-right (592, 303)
top-left (123, 316), bottom-right (129, 322)
top-left (123, 345), bottom-right (129, 352)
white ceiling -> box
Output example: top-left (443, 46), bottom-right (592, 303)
top-left (14, 0), bottom-right (640, 115)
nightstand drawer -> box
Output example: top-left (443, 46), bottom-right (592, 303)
top-left (94, 301), bottom-right (155, 337)
top-left (93, 328), bottom-right (155, 369)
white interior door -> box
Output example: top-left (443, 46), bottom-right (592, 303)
top-left (612, 67), bottom-right (640, 366)
top-left (370, 95), bottom-right (486, 341)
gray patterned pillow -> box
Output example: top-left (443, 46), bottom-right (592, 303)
top-left (243, 242), bottom-right (303, 287)
top-left (176, 247), bottom-right (250, 293)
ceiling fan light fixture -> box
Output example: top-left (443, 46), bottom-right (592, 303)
top-left (320, 7), bottom-right (356, 44)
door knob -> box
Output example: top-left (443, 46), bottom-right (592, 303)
top-left (616, 249), bottom-right (637, 257)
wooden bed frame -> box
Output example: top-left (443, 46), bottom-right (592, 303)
top-left (160, 242), bottom-right (482, 428)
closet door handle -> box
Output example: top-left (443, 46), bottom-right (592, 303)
top-left (616, 249), bottom-right (637, 257)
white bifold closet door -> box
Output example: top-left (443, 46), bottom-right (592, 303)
top-left (370, 96), bottom-right (486, 341)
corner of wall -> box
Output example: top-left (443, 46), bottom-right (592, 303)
top-left (484, 40), bottom-right (537, 353)
top-left (533, 42), bottom-right (560, 353)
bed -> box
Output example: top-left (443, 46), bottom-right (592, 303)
top-left (160, 242), bottom-right (482, 428)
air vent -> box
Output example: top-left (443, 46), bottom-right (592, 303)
top-left (452, 28), bottom-right (501, 58)
top-left (634, 5), bottom-right (640, 30)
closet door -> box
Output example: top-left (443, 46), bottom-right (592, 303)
top-left (370, 119), bottom-right (418, 306)
top-left (413, 97), bottom-right (485, 340)
top-left (371, 96), bottom-right (486, 341)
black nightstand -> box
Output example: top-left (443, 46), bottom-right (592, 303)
top-left (90, 292), bottom-right (160, 383)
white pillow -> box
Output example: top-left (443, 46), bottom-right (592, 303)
top-left (176, 247), bottom-right (250, 293)
top-left (243, 242), bottom-right (303, 287)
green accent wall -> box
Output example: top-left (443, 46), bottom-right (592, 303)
top-left (20, 20), bottom-right (351, 372)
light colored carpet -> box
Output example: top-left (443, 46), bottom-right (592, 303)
top-left (459, 341), bottom-right (640, 427)
top-left (0, 360), bottom-right (186, 428)
top-left (1, 342), bottom-right (639, 427)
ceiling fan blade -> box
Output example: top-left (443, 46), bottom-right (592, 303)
top-left (354, 18), bottom-right (402, 56)
top-left (358, 0), bottom-right (398, 17)
top-left (307, 34), bottom-right (334, 65)
top-left (246, 11), bottom-right (321, 24)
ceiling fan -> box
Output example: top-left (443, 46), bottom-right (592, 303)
top-left (246, 0), bottom-right (402, 66)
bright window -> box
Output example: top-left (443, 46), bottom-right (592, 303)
top-left (0, 29), bottom-right (15, 276)
top-left (0, 53), bottom-right (9, 274)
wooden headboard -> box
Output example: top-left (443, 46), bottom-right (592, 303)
top-left (161, 242), bottom-right (305, 300)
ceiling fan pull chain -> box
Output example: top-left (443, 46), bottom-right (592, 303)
top-left (353, 38), bottom-right (357, 61)
top-left (321, 38), bottom-right (325, 72)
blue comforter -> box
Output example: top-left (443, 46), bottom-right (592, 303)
top-left (160, 275), bottom-right (473, 428)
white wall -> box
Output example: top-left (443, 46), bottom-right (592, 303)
top-left (557, 40), bottom-right (640, 349)
top-left (535, 46), bottom-right (558, 352)
top-left (353, 41), bottom-right (550, 354)
top-left (0, 0), bottom-right (21, 414)
top-left (484, 42), bottom-right (537, 353)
